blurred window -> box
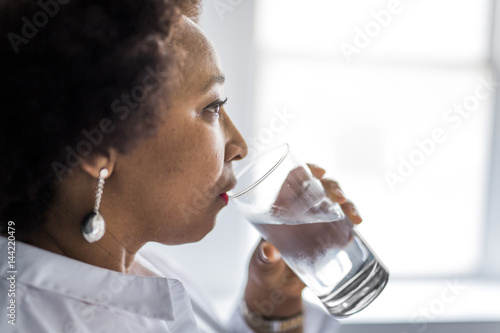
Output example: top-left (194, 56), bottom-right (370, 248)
top-left (253, 0), bottom-right (493, 277)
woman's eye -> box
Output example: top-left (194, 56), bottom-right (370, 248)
top-left (205, 104), bottom-right (221, 115)
top-left (203, 97), bottom-right (228, 117)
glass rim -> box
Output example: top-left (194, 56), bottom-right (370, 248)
top-left (228, 143), bottom-right (290, 199)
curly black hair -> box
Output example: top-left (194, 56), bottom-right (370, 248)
top-left (0, 0), bottom-right (202, 237)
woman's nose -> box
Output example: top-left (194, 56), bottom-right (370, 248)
top-left (223, 112), bottom-right (248, 162)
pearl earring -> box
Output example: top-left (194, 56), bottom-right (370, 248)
top-left (81, 168), bottom-right (108, 243)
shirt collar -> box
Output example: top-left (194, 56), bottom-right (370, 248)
top-left (0, 236), bottom-right (185, 320)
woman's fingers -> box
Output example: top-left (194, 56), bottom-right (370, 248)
top-left (248, 239), bottom-right (305, 299)
top-left (306, 163), bottom-right (326, 179)
top-left (307, 163), bottom-right (363, 224)
top-left (341, 200), bottom-right (363, 224)
top-left (320, 178), bottom-right (347, 204)
top-left (307, 163), bottom-right (347, 204)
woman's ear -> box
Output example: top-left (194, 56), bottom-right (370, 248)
top-left (80, 149), bottom-right (118, 179)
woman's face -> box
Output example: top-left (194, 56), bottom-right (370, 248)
top-left (104, 17), bottom-right (247, 245)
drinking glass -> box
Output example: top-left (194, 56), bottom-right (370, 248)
top-left (229, 144), bottom-right (389, 317)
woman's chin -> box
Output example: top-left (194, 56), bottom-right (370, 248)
top-left (170, 216), bottom-right (218, 244)
top-left (189, 220), bottom-right (216, 243)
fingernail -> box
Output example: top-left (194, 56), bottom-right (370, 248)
top-left (333, 188), bottom-right (345, 199)
top-left (260, 242), bottom-right (281, 263)
top-left (259, 243), bottom-right (271, 263)
top-left (352, 207), bottom-right (362, 220)
top-left (309, 163), bottom-right (325, 171)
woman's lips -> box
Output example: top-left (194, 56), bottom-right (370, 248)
top-left (219, 193), bottom-right (229, 205)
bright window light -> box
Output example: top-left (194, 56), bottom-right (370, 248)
top-left (253, 0), bottom-right (493, 278)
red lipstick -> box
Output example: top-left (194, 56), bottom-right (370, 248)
top-left (219, 193), bottom-right (229, 205)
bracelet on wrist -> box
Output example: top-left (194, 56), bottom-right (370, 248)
top-left (239, 300), bottom-right (304, 332)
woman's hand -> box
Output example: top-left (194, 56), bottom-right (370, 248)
top-left (243, 164), bottom-right (363, 322)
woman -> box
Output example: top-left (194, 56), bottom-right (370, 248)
top-left (0, 0), bottom-right (363, 332)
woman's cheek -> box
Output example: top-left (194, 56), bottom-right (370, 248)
top-left (178, 121), bottom-right (225, 196)
top-left (202, 126), bottom-right (226, 168)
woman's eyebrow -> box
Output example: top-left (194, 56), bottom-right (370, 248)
top-left (201, 74), bottom-right (225, 93)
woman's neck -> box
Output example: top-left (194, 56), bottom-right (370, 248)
top-left (21, 213), bottom-right (143, 274)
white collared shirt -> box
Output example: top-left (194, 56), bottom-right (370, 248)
top-left (0, 236), bottom-right (339, 332)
